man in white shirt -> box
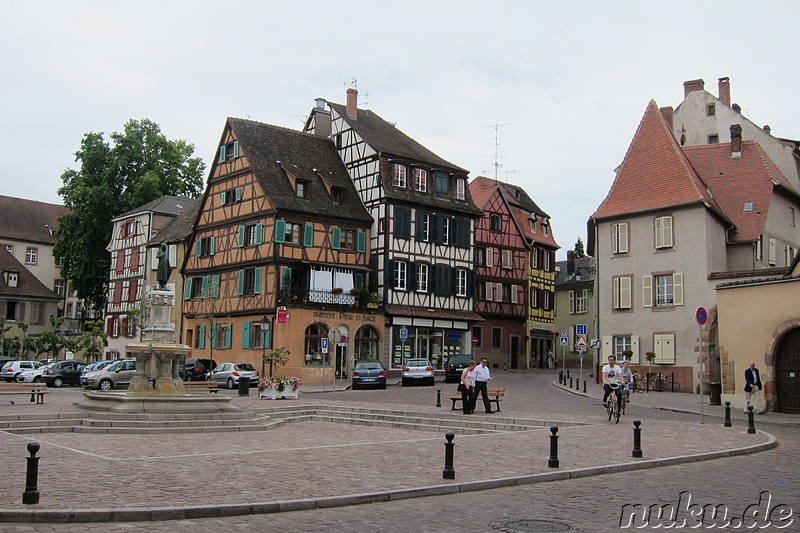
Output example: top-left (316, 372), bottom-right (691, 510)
top-left (602, 355), bottom-right (623, 408)
top-left (474, 358), bottom-right (494, 413)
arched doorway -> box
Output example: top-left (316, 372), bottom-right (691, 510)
top-left (775, 327), bottom-right (800, 413)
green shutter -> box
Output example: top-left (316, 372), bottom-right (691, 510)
top-left (355, 273), bottom-right (364, 290)
top-left (274, 219), bottom-right (286, 243)
top-left (211, 275), bottom-right (221, 298)
top-left (235, 186), bottom-right (241, 201)
top-left (184, 278), bottom-right (193, 300)
top-left (254, 267), bottom-right (262, 294)
top-left (242, 322), bottom-right (251, 349)
top-left (357, 230), bottom-right (366, 253)
top-left (209, 236), bottom-right (215, 255)
top-left (225, 325), bottom-right (232, 349)
top-left (387, 260), bottom-right (395, 288)
top-left (263, 326), bottom-right (271, 349)
top-left (233, 140), bottom-right (239, 158)
top-left (201, 276), bottom-right (209, 298)
top-left (219, 145), bottom-right (226, 162)
top-left (282, 267), bottom-right (292, 289)
top-left (198, 325), bottom-right (206, 349)
top-left (255, 223), bottom-right (263, 245)
top-left (195, 239), bottom-right (202, 257)
top-left (331, 227), bottom-right (341, 250)
top-left (210, 323), bottom-right (217, 349)
top-left (238, 225), bottom-right (245, 247)
top-left (304, 223), bottom-right (314, 247)
top-left (238, 269), bottom-right (245, 295)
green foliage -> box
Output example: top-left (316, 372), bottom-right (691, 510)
top-left (54, 119), bottom-right (205, 313)
top-left (34, 315), bottom-right (74, 358)
top-left (262, 346), bottom-right (290, 377)
top-left (72, 319), bottom-right (108, 363)
top-left (574, 237), bottom-right (586, 258)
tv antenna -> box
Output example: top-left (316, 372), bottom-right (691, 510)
top-left (484, 123), bottom-right (511, 180)
top-left (343, 77), bottom-right (368, 107)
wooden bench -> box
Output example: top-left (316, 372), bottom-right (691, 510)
top-left (183, 381), bottom-right (223, 393)
top-left (0, 383), bottom-right (49, 404)
top-left (450, 387), bottom-right (505, 412)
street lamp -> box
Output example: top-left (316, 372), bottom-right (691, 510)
top-left (259, 315), bottom-right (270, 378)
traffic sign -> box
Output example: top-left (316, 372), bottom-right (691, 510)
top-left (695, 307), bottom-right (708, 326)
top-left (398, 326), bottom-right (408, 342)
top-left (560, 336), bottom-right (569, 347)
top-left (576, 324), bottom-right (588, 336)
top-left (320, 337), bottom-right (329, 354)
top-left (276, 307), bottom-right (288, 324)
top-left (575, 334), bottom-right (588, 349)
top-left (472, 336), bottom-right (479, 345)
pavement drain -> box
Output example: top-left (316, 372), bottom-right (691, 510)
top-left (489, 519), bottom-right (575, 532)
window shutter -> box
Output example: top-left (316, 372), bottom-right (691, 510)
top-left (569, 291), bottom-right (575, 313)
top-left (601, 336), bottom-right (612, 359)
top-left (235, 186), bottom-right (241, 201)
top-left (355, 273), bottom-right (364, 290)
top-left (211, 275), bottom-right (221, 298)
top-left (456, 218), bottom-right (469, 247)
top-left (254, 267), bottom-right (262, 294)
top-left (255, 223), bottom-right (263, 245)
top-left (631, 335), bottom-right (640, 364)
top-left (219, 145), bottom-right (226, 162)
top-left (486, 281), bottom-right (494, 301)
top-left (184, 278), bottom-right (192, 300)
top-left (282, 267), bottom-right (292, 290)
top-left (274, 219), bottom-right (286, 243)
top-left (620, 277), bottom-right (632, 309)
top-left (386, 259), bottom-right (395, 288)
top-left (304, 223), bottom-right (314, 247)
top-left (619, 223), bottom-right (629, 253)
top-left (198, 326), bottom-right (206, 349)
top-left (430, 214), bottom-right (439, 243)
top-left (357, 230), bottom-right (366, 253)
top-left (210, 237), bottom-right (215, 255)
top-left (106, 317), bottom-right (113, 337)
top-left (211, 323), bottom-right (218, 349)
top-left (201, 276), bottom-right (209, 299)
top-left (196, 239), bottom-right (202, 256)
top-left (263, 325), bottom-right (271, 349)
top-left (242, 322), bottom-right (251, 349)
top-left (467, 270), bottom-right (475, 298)
top-left (663, 217), bottom-right (673, 247)
top-left (487, 248), bottom-right (494, 268)
top-left (238, 269), bottom-right (245, 295)
top-left (238, 225), bottom-right (245, 247)
top-left (642, 276), bottom-right (652, 308)
top-left (331, 227), bottom-right (341, 250)
top-left (416, 213), bottom-right (425, 242)
top-left (612, 224), bottom-right (619, 253)
top-left (233, 141), bottom-right (239, 158)
top-left (672, 273), bottom-right (683, 306)
top-left (395, 208), bottom-right (410, 238)
top-left (408, 261), bottom-right (417, 291)
top-left (225, 326), bottom-right (232, 349)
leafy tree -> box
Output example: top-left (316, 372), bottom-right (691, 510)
top-left (262, 346), bottom-right (290, 378)
top-left (54, 119), bottom-right (205, 314)
top-left (72, 319), bottom-right (108, 363)
top-left (574, 237), bottom-right (586, 258)
top-left (34, 316), bottom-right (74, 359)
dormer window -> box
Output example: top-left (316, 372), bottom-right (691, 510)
top-left (529, 218), bottom-right (537, 233)
top-left (393, 164), bottom-right (407, 188)
top-left (455, 178), bottom-right (466, 201)
top-left (6, 271), bottom-right (19, 288)
top-left (331, 187), bottom-right (344, 205)
top-left (434, 171), bottom-right (449, 197)
top-left (121, 220), bottom-right (136, 238)
top-left (219, 140), bottom-right (239, 162)
top-left (414, 168), bottom-right (428, 192)
top-left (708, 134), bottom-right (719, 144)
top-left (296, 180), bottom-right (309, 198)
top-left (543, 223), bottom-right (549, 237)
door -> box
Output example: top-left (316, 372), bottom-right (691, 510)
top-left (510, 336), bottom-right (520, 369)
top-left (776, 328), bottom-right (800, 413)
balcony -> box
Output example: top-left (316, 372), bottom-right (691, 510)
top-left (278, 288), bottom-right (375, 308)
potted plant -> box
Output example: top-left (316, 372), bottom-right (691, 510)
top-left (621, 349), bottom-right (634, 362)
top-left (349, 288), bottom-right (361, 296)
top-left (367, 292), bottom-right (383, 308)
top-left (259, 376), bottom-right (302, 399)
top-left (331, 287), bottom-right (343, 294)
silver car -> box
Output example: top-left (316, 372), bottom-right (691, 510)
top-left (17, 363), bottom-right (54, 383)
top-left (2, 360), bottom-right (43, 382)
top-left (85, 359), bottom-right (136, 391)
top-left (208, 363), bottom-right (259, 389)
top-left (401, 358), bottom-right (435, 387)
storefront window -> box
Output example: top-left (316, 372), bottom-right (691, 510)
top-left (390, 326), bottom-right (467, 369)
top-left (355, 326), bottom-right (379, 360)
top-left (304, 323), bottom-right (329, 365)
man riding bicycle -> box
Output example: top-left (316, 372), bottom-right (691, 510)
top-left (602, 355), bottom-right (624, 408)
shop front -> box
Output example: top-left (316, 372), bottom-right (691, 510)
top-left (388, 317), bottom-right (472, 370)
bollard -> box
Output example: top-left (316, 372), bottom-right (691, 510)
top-left (583, 380), bottom-right (587, 394)
top-left (22, 442), bottom-right (40, 505)
top-left (575, 379), bottom-right (580, 391)
top-left (238, 376), bottom-right (250, 397)
top-left (548, 426), bottom-right (559, 468)
top-left (442, 432), bottom-right (455, 479)
top-left (567, 369), bottom-right (571, 380)
top-left (569, 377), bottom-right (573, 389)
top-left (747, 405), bottom-right (756, 434)
top-left (724, 401), bottom-right (732, 427)
top-left (559, 370), bottom-right (563, 384)
top-left (632, 420), bottom-right (643, 458)
top-left (436, 389), bottom-right (441, 408)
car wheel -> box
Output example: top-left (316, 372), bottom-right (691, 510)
top-left (402, 378), bottom-right (409, 387)
top-left (52, 377), bottom-right (64, 388)
top-left (99, 379), bottom-right (113, 391)
top-left (33, 376), bottom-right (42, 383)
top-left (227, 378), bottom-right (235, 389)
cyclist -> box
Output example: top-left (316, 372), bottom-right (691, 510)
top-left (620, 360), bottom-right (633, 404)
top-left (602, 355), bottom-right (623, 409)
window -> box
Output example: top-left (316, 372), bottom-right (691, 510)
top-left (247, 321), bottom-right (268, 349)
top-left (530, 286), bottom-right (537, 307)
top-left (708, 134), bottom-right (719, 144)
top-left (791, 207), bottom-right (796, 227)
top-left (331, 187), bottom-right (343, 204)
top-left (394, 261), bottom-right (407, 290)
top-left (569, 289), bottom-right (588, 314)
top-left (296, 181), bottom-right (308, 198)
top-left (127, 281), bottom-right (138, 302)
top-left (30, 302), bottom-right (45, 325)
top-left (219, 140), bottom-right (239, 162)
top-left (2, 243), bottom-right (13, 254)
top-left (456, 269), bottom-right (468, 296)
top-left (416, 263), bottom-right (428, 292)
top-left (654, 216), bottom-right (673, 249)
top-left (441, 217), bottom-right (450, 245)
top-left (755, 235), bottom-right (763, 262)
top-left (239, 267), bottom-right (262, 296)
top-left (544, 251), bottom-right (551, 271)
top-left (393, 164), bottom-right (407, 188)
top-left (221, 187), bottom-right (242, 205)
top-left (544, 291), bottom-right (551, 310)
top-left (434, 171), bottom-right (449, 197)
top-left (419, 213), bottom-right (431, 242)
top-left (414, 168), bottom-right (428, 192)
top-left (529, 218), bottom-right (536, 233)
top-left (501, 284), bottom-right (511, 302)
top-left (240, 223), bottom-right (263, 247)
top-left (530, 248), bottom-right (537, 269)
top-left (655, 275), bottom-right (674, 306)
top-left (340, 229), bottom-right (356, 250)
top-left (472, 326), bottom-right (483, 348)
top-left (491, 327), bottom-right (502, 349)
top-left (501, 249), bottom-right (513, 269)
top-left (284, 223), bottom-right (301, 244)
top-left (769, 238), bottom-right (777, 266)
top-left (642, 273), bottom-right (683, 308)
top-left (475, 282), bottom-right (485, 300)
top-left (612, 222), bottom-right (629, 254)
top-left (121, 220), bottom-right (136, 237)
top-left (490, 214), bottom-right (502, 231)
top-left (707, 103), bottom-right (715, 116)
top-left (475, 247), bottom-right (486, 267)
top-left (215, 324), bottom-right (231, 350)
top-left (196, 237), bottom-right (215, 257)
top-left (304, 323), bottom-right (330, 365)
top-left (543, 223), bottom-right (549, 237)
top-left (111, 317), bottom-right (119, 338)
top-left (613, 276), bottom-right (632, 310)
top-left (355, 326), bottom-right (379, 360)
top-left (511, 285), bottom-right (519, 304)
top-left (7, 272), bottom-right (18, 288)
top-left (455, 178), bottom-right (466, 200)
top-left (614, 336), bottom-right (632, 358)
top-left (187, 276), bottom-right (204, 299)
top-left (785, 246), bottom-right (796, 266)
top-left (25, 247), bottom-right (38, 264)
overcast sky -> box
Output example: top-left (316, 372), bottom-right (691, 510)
top-left (2, 1), bottom-right (798, 259)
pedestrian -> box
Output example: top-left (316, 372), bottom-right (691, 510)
top-left (601, 355), bottom-right (622, 408)
top-left (547, 350), bottom-right (554, 369)
top-left (459, 361), bottom-right (477, 414)
top-left (474, 357), bottom-right (494, 413)
top-left (744, 361), bottom-right (764, 414)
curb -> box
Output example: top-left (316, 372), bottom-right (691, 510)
top-left (0, 432), bottom-right (778, 524)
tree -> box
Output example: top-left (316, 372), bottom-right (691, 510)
top-left (262, 346), bottom-right (290, 379)
top-left (72, 319), bottom-right (108, 363)
top-left (54, 119), bottom-right (205, 314)
top-left (574, 237), bottom-right (586, 258)
top-left (34, 315), bottom-right (74, 359)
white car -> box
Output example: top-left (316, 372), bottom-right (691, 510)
top-left (2, 360), bottom-right (44, 382)
top-left (16, 363), bottom-right (53, 383)
top-left (401, 359), bottom-right (435, 387)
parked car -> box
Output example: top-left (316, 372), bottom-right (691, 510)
top-left (401, 359), bottom-right (435, 387)
top-left (80, 360), bottom-right (116, 386)
top-left (17, 362), bottom-right (55, 383)
top-left (444, 354), bottom-right (472, 383)
top-left (352, 360), bottom-right (387, 390)
top-left (184, 358), bottom-right (217, 381)
top-left (2, 360), bottom-right (44, 382)
top-left (42, 360), bottom-right (86, 387)
top-left (208, 362), bottom-right (259, 389)
top-left (0, 356), bottom-right (16, 370)
top-left (84, 359), bottom-right (136, 391)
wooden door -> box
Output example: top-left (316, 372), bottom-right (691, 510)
top-left (776, 328), bottom-right (800, 413)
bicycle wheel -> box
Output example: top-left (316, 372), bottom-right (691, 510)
top-left (607, 398), bottom-right (614, 421)
top-left (615, 397), bottom-right (621, 423)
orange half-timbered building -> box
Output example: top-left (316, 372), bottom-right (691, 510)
top-left (182, 118), bottom-right (377, 384)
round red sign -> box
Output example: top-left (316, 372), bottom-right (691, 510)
top-left (695, 307), bottom-right (708, 326)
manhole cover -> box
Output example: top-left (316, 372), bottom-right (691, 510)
top-left (490, 519), bottom-right (575, 532)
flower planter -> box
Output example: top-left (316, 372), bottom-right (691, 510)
top-left (259, 383), bottom-right (300, 400)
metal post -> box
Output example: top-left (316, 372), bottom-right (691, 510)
top-left (671, 371), bottom-right (676, 393)
top-left (559, 370), bottom-right (563, 384)
top-left (548, 426), bottom-right (559, 468)
top-left (569, 377), bottom-right (573, 389)
top-left (724, 401), bottom-right (732, 427)
top-left (575, 378), bottom-right (580, 391)
top-left (632, 420), bottom-right (643, 458)
top-left (22, 442), bottom-right (40, 505)
top-left (747, 406), bottom-right (756, 434)
top-left (436, 389), bottom-right (441, 408)
top-left (442, 432), bottom-right (455, 479)
top-left (699, 324), bottom-right (704, 424)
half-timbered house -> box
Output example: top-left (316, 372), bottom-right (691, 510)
top-left (305, 90), bottom-right (483, 371)
top-left (182, 118), bottom-right (376, 384)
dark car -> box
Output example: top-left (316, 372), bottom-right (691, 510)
top-left (444, 354), bottom-right (472, 383)
top-left (184, 358), bottom-right (217, 381)
top-left (43, 360), bottom-right (86, 387)
top-left (352, 360), bottom-right (387, 390)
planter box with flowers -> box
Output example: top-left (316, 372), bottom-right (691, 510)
top-left (258, 376), bottom-right (301, 399)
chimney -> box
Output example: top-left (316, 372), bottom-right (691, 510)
top-left (763, 125), bottom-right (771, 136)
top-left (730, 124), bottom-right (743, 157)
top-left (660, 106), bottom-right (674, 131)
top-left (567, 250), bottom-right (575, 275)
top-left (732, 103), bottom-right (742, 114)
top-left (346, 88), bottom-right (358, 119)
top-left (718, 77), bottom-right (731, 107)
top-left (683, 78), bottom-right (705, 98)
top-left (312, 98), bottom-right (331, 138)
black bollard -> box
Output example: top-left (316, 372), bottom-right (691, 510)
top-left (724, 401), bottom-right (732, 427)
top-left (632, 420), bottom-right (643, 458)
top-left (22, 442), bottom-right (40, 505)
top-left (747, 405), bottom-right (756, 434)
top-left (575, 379), bottom-right (580, 391)
top-left (548, 426), bottom-right (559, 468)
top-left (567, 369), bottom-right (570, 380)
top-left (436, 389), bottom-right (441, 408)
top-left (583, 380), bottom-right (587, 394)
top-left (569, 377), bottom-right (573, 389)
top-left (443, 432), bottom-right (455, 479)
top-left (559, 370), bottom-right (563, 384)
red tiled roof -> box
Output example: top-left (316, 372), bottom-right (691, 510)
top-left (0, 247), bottom-right (59, 300)
top-left (591, 101), bottom-right (725, 221)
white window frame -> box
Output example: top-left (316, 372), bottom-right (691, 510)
top-left (485, 281), bottom-right (494, 301)
top-left (421, 213), bottom-right (430, 241)
top-left (393, 164), bottom-right (407, 188)
top-left (613, 276), bottom-right (632, 310)
top-left (501, 249), bottom-right (513, 269)
top-left (612, 222), bottom-right (629, 254)
top-left (394, 261), bottom-right (407, 290)
top-left (544, 251), bottom-right (550, 271)
top-left (414, 168), bottom-right (428, 192)
top-left (416, 263), bottom-right (428, 292)
top-left (655, 216), bottom-right (674, 249)
top-left (643, 273), bottom-right (683, 308)
top-left (569, 288), bottom-right (588, 314)
top-left (441, 217), bottom-right (450, 245)
top-left (486, 248), bottom-right (494, 268)
top-left (455, 178), bottom-right (466, 200)
top-left (531, 249), bottom-right (538, 269)
top-left (768, 238), bottom-right (776, 266)
top-left (456, 269), bottom-right (468, 296)
top-left (25, 247), bottom-right (38, 264)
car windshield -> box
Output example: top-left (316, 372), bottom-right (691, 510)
top-left (234, 364), bottom-right (256, 372)
top-left (356, 362), bottom-right (383, 370)
top-left (105, 361), bottom-right (121, 372)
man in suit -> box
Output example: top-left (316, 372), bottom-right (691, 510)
top-left (744, 361), bottom-right (764, 414)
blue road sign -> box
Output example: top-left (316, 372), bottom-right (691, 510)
top-left (576, 324), bottom-right (588, 336)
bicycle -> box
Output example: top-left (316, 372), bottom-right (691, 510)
top-left (606, 383), bottom-right (622, 423)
